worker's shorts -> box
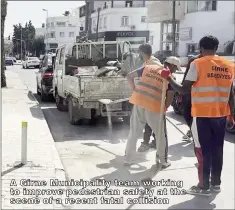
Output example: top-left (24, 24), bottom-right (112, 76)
top-left (125, 105), bottom-right (168, 163)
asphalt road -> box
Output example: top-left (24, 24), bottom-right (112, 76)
top-left (9, 65), bottom-right (235, 209)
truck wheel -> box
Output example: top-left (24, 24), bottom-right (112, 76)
top-left (68, 97), bottom-right (77, 125)
top-left (55, 92), bottom-right (68, 111)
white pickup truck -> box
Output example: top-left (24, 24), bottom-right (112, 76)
top-left (53, 41), bottom-right (136, 125)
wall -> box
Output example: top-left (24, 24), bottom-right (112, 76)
top-left (45, 16), bottom-right (77, 49)
top-left (179, 1), bottom-right (235, 56)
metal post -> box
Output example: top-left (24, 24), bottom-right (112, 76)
top-left (43, 9), bottom-right (49, 52)
top-left (21, 27), bottom-right (23, 61)
top-left (172, 0), bottom-right (176, 56)
top-left (21, 121), bottom-right (28, 165)
top-left (85, 0), bottom-right (89, 38)
top-left (96, 8), bottom-right (101, 41)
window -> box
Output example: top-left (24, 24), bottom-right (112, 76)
top-left (125, 0), bottom-right (133, 7)
top-left (51, 22), bottom-right (54, 27)
top-left (121, 16), bottom-right (129, 26)
top-left (56, 22), bottom-right (66, 27)
top-left (103, 17), bottom-right (107, 28)
top-left (69, 32), bottom-right (74, 37)
top-left (161, 21), bottom-right (179, 51)
top-left (60, 32), bottom-right (65, 37)
top-left (99, 17), bottom-right (102, 29)
top-left (141, 16), bottom-right (146, 23)
top-left (59, 47), bottom-right (65, 64)
top-left (104, 2), bottom-right (107, 9)
top-left (50, 32), bottom-right (55, 38)
top-left (187, 0), bottom-right (217, 13)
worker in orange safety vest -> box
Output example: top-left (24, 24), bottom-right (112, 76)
top-left (160, 35), bottom-right (235, 196)
top-left (124, 44), bottom-right (180, 169)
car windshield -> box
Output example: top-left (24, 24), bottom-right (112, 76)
top-left (28, 57), bottom-right (38, 60)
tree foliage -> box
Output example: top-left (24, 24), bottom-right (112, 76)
top-left (32, 36), bottom-right (45, 57)
top-left (1, 0), bottom-right (7, 88)
top-left (12, 21), bottom-right (36, 57)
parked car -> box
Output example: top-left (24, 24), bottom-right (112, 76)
top-left (5, 57), bottom-right (14, 65)
top-left (22, 57), bottom-right (40, 69)
top-left (36, 54), bottom-right (55, 101)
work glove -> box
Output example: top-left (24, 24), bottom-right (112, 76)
top-left (226, 115), bottom-right (235, 129)
top-left (159, 68), bottom-right (171, 79)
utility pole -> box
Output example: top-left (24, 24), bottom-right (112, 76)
top-left (96, 8), bottom-right (101, 41)
top-left (85, 0), bottom-right (89, 39)
top-left (21, 26), bottom-right (23, 61)
top-left (43, 9), bottom-right (49, 52)
top-left (172, 0), bottom-right (176, 56)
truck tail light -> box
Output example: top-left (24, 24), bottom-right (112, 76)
top-left (72, 68), bottom-right (78, 74)
top-left (43, 72), bottom-right (53, 79)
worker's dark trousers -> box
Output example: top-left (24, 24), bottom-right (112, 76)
top-left (182, 93), bottom-right (192, 127)
top-left (143, 124), bottom-right (156, 145)
top-left (191, 116), bottom-right (226, 190)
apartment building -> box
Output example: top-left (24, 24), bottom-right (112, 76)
top-left (42, 16), bottom-right (78, 52)
top-left (148, 0), bottom-right (235, 60)
top-left (75, 1), bottom-right (161, 52)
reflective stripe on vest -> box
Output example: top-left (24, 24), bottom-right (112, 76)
top-left (192, 86), bottom-right (230, 103)
top-left (191, 56), bottom-right (234, 117)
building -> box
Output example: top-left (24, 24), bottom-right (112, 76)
top-left (75, 1), bottom-right (161, 52)
top-left (41, 15), bottom-right (78, 52)
top-left (148, 0), bottom-right (235, 63)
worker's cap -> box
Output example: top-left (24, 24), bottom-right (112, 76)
top-left (165, 56), bottom-right (182, 71)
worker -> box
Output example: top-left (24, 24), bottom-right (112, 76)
top-left (136, 43), bottom-right (161, 153)
top-left (181, 53), bottom-right (203, 140)
top-left (160, 35), bottom-right (235, 196)
top-left (124, 44), bottom-right (180, 169)
top-left (138, 57), bottom-right (179, 152)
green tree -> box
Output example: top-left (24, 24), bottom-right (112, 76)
top-left (12, 21), bottom-right (36, 57)
top-left (32, 36), bottom-right (45, 57)
top-left (1, 0), bottom-right (7, 88)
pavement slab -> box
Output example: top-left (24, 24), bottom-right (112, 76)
top-left (2, 70), bottom-right (66, 209)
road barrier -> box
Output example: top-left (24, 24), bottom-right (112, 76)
top-left (21, 121), bottom-right (28, 164)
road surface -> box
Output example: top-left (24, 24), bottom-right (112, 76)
top-left (9, 65), bottom-right (235, 209)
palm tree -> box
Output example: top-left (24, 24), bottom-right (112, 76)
top-left (1, 0), bottom-right (7, 88)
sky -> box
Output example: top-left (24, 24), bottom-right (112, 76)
top-left (4, 1), bottom-right (85, 37)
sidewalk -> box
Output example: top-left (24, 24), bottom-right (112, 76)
top-left (1, 71), bottom-right (66, 209)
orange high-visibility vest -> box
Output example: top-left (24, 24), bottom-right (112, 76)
top-left (129, 65), bottom-right (168, 113)
top-left (191, 56), bottom-right (235, 117)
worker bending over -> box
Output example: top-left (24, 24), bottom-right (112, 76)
top-left (124, 44), bottom-right (179, 168)
top-left (160, 35), bottom-right (235, 196)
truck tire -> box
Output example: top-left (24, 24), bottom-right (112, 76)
top-left (55, 91), bottom-right (68, 111)
top-left (68, 97), bottom-right (77, 125)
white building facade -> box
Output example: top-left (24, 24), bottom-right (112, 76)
top-left (75, 1), bottom-right (161, 52)
top-left (44, 16), bottom-right (78, 52)
top-left (148, 0), bottom-right (235, 62)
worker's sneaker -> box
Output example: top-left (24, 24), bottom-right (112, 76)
top-left (186, 185), bottom-right (211, 196)
top-left (210, 185), bottom-right (221, 193)
top-left (138, 143), bottom-right (149, 152)
top-left (161, 161), bottom-right (171, 169)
